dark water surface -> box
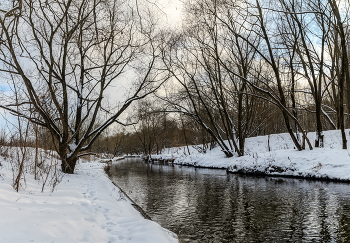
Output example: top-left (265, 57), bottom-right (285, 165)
top-left (109, 158), bottom-right (350, 242)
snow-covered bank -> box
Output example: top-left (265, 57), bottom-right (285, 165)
top-left (0, 160), bottom-right (178, 243)
top-left (151, 129), bottom-right (350, 181)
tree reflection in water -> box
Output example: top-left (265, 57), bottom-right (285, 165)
top-left (109, 158), bottom-right (350, 243)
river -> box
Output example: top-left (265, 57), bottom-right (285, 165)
top-left (108, 158), bottom-right (350, 242)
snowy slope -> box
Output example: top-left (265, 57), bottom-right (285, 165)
top-left (0, 160), bottom-right (178, 243)
top-left (152, 129), bottom-right (350, 181)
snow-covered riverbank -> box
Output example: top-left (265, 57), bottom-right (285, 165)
top-left (151, 129), bottom-right (350, 181)
top-left (0, 159), bottom-right (178, 243)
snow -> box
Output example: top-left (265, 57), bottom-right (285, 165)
top-left (68, 141), bottom-right (78, 158)
top-left (0, 158), bottom-right (178, 243)
top-left (2, 129), bottom-right (349, 242)
top-left (153, 129), bottom-right (350, 181)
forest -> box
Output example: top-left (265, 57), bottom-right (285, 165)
top-left (0, 0), bottom-right (349, 173)
top-left (92, 0), bottom-right (350, 159)
top-left (2, 1), bottom-right (350, 242)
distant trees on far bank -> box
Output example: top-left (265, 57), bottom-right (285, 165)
top-left (156, 0), bottom-right (350, 155)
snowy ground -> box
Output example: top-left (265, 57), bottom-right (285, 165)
top-left (1, 129), bottom-right (348, 243)
top-left (0, 158), bottom-right (178, 243)
top-left (152, 129), bottom-right (350, 181)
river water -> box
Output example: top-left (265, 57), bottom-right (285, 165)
top-left (108, 158), bottom-right (350, 242)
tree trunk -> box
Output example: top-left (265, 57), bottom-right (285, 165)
top-left (61, 157), bottom-right (78, 174)
top-left (237, 81), bottom-right (246, 155)
top-left (315, 98), bottom-right (323, 148)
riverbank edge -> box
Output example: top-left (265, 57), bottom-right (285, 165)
top-left (104, 162), bottom-right (183, 243)
top-left (104, 163), bottom-right (153, 220)
top-left (143, 156), bottom-right (350, 184)
top-left (144, 129), bottom-right (350, 183)
top-left (228, 170), bottom-right (350, 183)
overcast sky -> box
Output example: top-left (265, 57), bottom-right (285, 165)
top-left (105, 0), bottom-right (184, 104)
top-left (0, 0), bottom-right (185, 132)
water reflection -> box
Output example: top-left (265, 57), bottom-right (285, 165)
top-left (109, 158), bottom-right (350, 242)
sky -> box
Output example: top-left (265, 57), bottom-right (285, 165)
top-left (105, 0), bottom-right (184, 110)
top-left (0, 0), bottom-right (185, 134)
top-left (157, 0), bottom-right (183, 27)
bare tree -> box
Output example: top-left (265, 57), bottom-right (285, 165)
top-left (276, 0), bottom-right (349, 149)
top-left (212, 0), bottom-right (314, 150)
top-left (161, 30), bottom-right (241, 157)
top-left (327, 0), bottom-right (350, 149)
top-left (0, 0), bottom-right (166, 173)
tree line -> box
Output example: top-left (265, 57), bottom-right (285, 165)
top-left (157, 0), bottom-right (350, 157)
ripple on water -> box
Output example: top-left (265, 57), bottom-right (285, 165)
top-left (109, 159), bottom-right (350, 243)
